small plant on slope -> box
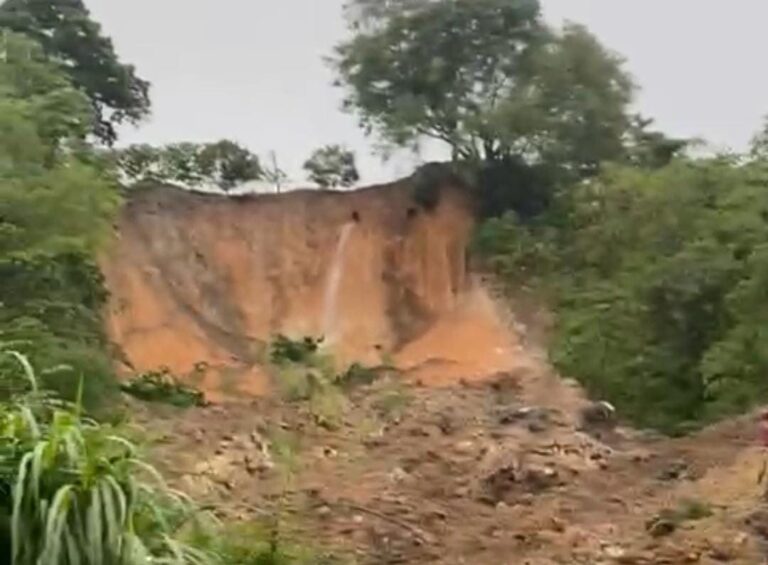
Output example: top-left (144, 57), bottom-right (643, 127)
top-left (121, 369), bottom-right (206, 408)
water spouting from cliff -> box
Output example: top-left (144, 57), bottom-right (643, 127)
top-left (322, 222), bottom-right (355, 341)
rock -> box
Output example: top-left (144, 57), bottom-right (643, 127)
top-left (528, 420), bottom-right (548, 433)
top-left (316, 505), bottom-right (332, 518)
top-left (389, 467), bottom-right (410, 483)
top-left (453, 486), bottom-right (470, 498)
top-left (656, 460), bottom-right (689, 481)
top-left (454, 441), bottom-right (475, 455)
top-left (707, 547), bottom-right (732, 562)
top-left (193, 429), bottom-right (205, 442)
top-left (436, 411), bottom-right (459, 435)
top-left (646, 516), bottom-right (677, 538)
top-left (602, 544), bottom-right (626, 559)
top-left (549, 517), bottom-right (566, 533)
top-left (630, 449), bottom-right (654, 463)
top-left (579, 401), bottom-right (617, 430)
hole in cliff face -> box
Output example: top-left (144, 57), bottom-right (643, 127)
top-left (406, 207), bottom-right (418, 220)
top-left (351, 211), bottom-right (361, 223)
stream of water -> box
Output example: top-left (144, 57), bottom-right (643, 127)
top-left (322, 222), bottom-right (355, 341)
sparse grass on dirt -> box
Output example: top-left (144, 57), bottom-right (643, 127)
top-left (122, 368), bottom-right (207, 407)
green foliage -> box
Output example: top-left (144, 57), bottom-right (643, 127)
top-left (0, 0), bottom-right (151, 144)
top-left (0, 31), bottom-right (120, 412)
top-left (0, 352), bottom-right (211, 565)
top-left (192, 519), bottom-right (348, 565)
top-left (303, 145), bottom-right (359, 188)
top-left (334, 0), bottom-right (636, 216)
top-left (269, 335), bottom-right (324, 367)
top-left (116, 140), bottom-right (263, 191)
top-left (646, 498), bottom-right (713, 537)
top-left (481, 158), bottom-right (768, 433)
top-left (120, 370), bottom-right (206, 408)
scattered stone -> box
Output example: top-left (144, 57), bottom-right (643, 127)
top-left (579, 401), bottom-right (617, 430)
top-left (389, 467), bottom-right (410, 483)
top-left (453, 486), bottom-right (470, 499)
top-left (602, 544), bottom-right (626, 559)
top-left (549, 517), bottom-right (566, 533)
top-left (707, 546), bottom-right (732, 562)
top-left (316, 505), bottom-right (332, 518)
top-left (630, 449), bottom-right (654, 463)
top-left (481, 462), bottom-right (563, 504)
top-left (657, 460), bottom-right (689, 481)
top-left (646, 516), bottom-right (677, 538)
top-left (436, 411), bottom-right (459, 435)
top-left (454, 441), bottom-right (475, 455)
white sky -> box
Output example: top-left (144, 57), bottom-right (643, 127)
top-left (87, 0), bottom-right (768, 184)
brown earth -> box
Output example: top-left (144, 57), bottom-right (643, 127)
top-left (107, 180), bottom-right (768, 563)
top-left (134, 286), bottom-right (768, 564)
top-left (103, 180), bottom-right (473, 401)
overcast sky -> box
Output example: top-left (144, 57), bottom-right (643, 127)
top-left (87, 1), bottom-right (768, 184)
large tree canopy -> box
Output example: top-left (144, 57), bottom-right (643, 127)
top-left (0, 0), bottom-right (151, 144)
top-left (335, 0), bottom-right (640, 214)
top-left (0, 31), bottom-right (119, 408)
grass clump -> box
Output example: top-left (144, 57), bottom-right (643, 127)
top-left (645, 498), bottom-right (713, 537)
top-left (0, 350), bottom-right (210, 564)
top-left (121, 368), bottom-right (206, 408)
top-left (270, 335), bottom-right (324, 366)
top-left (192, 519), bottom-right (350, 565)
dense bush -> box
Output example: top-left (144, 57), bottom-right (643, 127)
top-left (0, 32), bottom-right (120, 412)
top-left (0, 351), bottom-right (209, 564)
top-left (477, 158), bottom-right (768, 433)
top-left (269, 335), bottom-right (324, 366)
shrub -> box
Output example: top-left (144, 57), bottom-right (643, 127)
top-left (269, 335), bottom-right (324, 366)
top-left (121, 369), bottom-right (206, 408)
top-left (479, 159), bottom-right (768, 433)
top-left (0, 351), bottom-right (210, 565)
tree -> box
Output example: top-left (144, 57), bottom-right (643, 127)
top-left (334, 0), bottom-right (636, 215)
top-left (0, 0), bottom-right (151, 144)
top-left (343, 0), bottom-right (432, 28)
top-left (0, 32), bottom-right (119, 409)
top-left (625, 116), bottom-right (690, 169)
top-left (303, 145), bottom-right (360, 188)
top-left (116, 140), bottom-right (262, 191)
top-left (198, 139), bottom-right (263, 190)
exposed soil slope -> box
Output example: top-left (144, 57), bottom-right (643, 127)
top-left (103, 181), bottom-right (473, 399)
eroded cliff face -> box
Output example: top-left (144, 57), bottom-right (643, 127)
top-left (103, 180), bottom-right (474, 398)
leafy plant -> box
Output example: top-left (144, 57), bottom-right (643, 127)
top-left (480, 157), bottom-right (768, 432)
top-left (0, 31), bottom-right (120, 412)
top-left (333, 0), bottom-right (642, 216)
top-left (121, 369), bottom-right (206, 408)
top-left (116, 140), bottom-right (263, 191)
top-left (0, 351), bottom-right (210, 564)
top-left (269, 335), bottom-right (324, 366)
top-left (191, 518), bottom-right (347, 565)
top-left (303, 145), bottom-right (359, 188)
top-left (0, 0), bottom-right (151, 145)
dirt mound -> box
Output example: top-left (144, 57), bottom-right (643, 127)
top-left (103, 180), bottom-right (473, 399)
